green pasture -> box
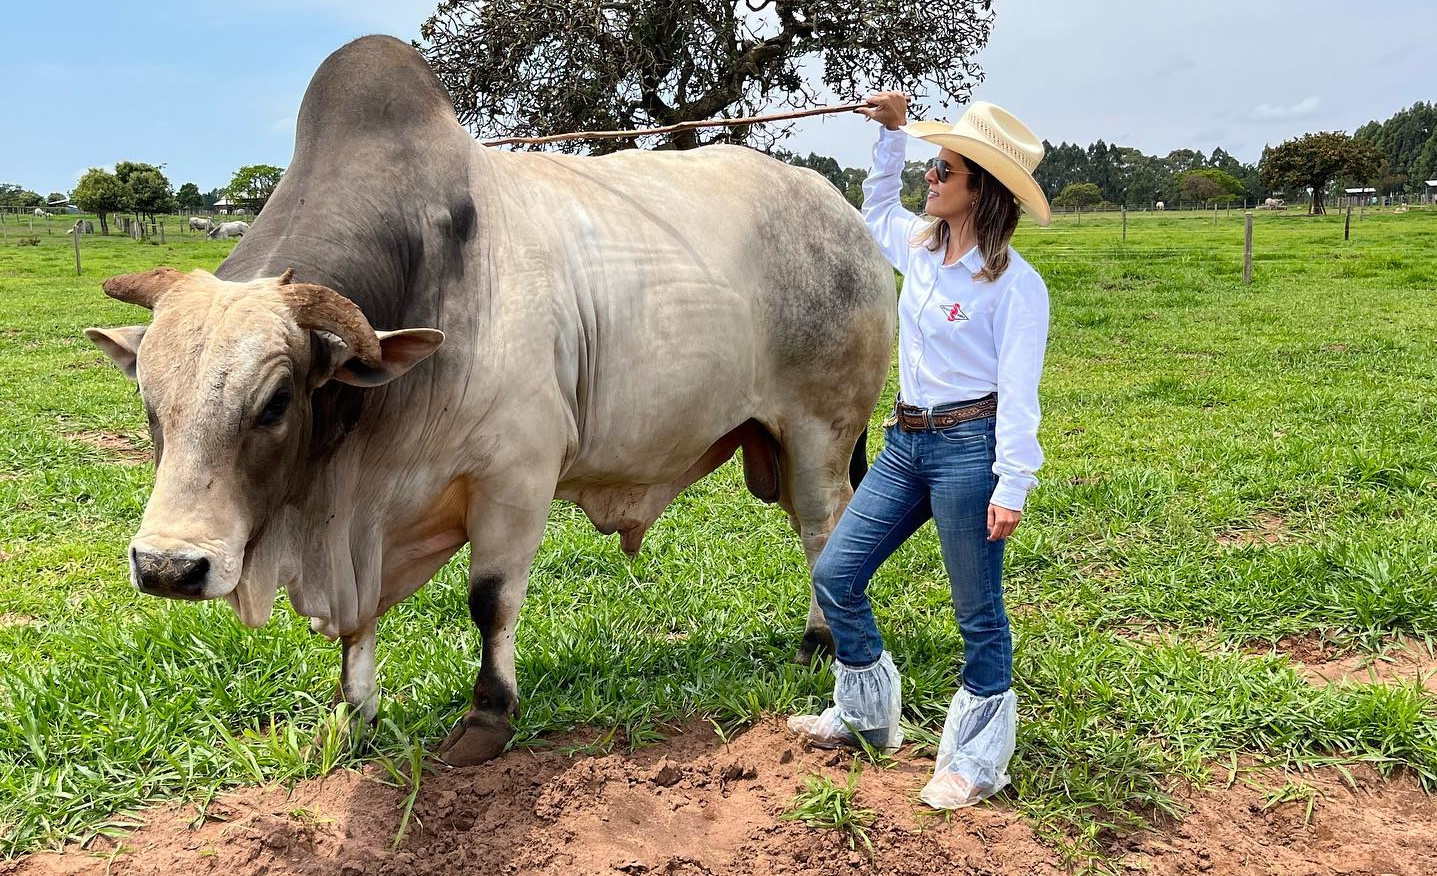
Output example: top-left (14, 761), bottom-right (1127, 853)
top-left (1, 207), bottom-right (1435, 865)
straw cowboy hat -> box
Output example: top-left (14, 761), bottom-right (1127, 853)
top-left (902, 101), bottom-right (1051, 226)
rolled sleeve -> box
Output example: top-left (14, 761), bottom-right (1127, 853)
top-left (990, 268), bottom-right (1049, 511)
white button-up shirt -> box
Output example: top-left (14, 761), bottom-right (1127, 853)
top-left (862, 127), bottom-right (1049, 511)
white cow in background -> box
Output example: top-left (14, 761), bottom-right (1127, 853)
top-left (1155, 201), bottom-right (1165, 211)
top-left (189, 217), bottom-right (216, 233)
top-left (207, 221), bottom-right (249, 239)
top-left (32, 208), bottom-right (51, 217)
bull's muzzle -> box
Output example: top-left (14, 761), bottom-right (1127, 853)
top-left (130, 544), bottom-right (215, 600)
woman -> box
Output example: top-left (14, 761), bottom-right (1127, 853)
top-left (787, 92), bottom-right (1051, 810)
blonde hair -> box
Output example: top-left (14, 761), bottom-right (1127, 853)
top-left (912, 156), bottom-right (1021, 283)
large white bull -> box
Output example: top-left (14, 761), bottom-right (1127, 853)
top-left (85, 36), bottom-right (894, 764)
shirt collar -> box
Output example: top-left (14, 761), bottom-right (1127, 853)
top-left (940, 244), bottom-right (984, 272)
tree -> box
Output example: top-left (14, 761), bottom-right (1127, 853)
top-left (1053, 181), bottom-right (1102, 224)
top-left (129, 170), bottom-right (176, 221)
top-left (773, 149), bottom-right (845, 191)
top-left (226, 164), bottom-right (285, 213)
top-left (419, 1), bottom-right (996, 152)
top-left (112, 162), bottom-right (176, 223)
top-left (0, 183), bottom-right (44, 209)
top-left (1179, 168), bottom-right (1244, 205)
top-left (1260, 132), bottom-right (1383, 215)
top-left (72, 168), bottom-right (129, 234)
top-left (176, 182), bottom-right (204, 212)
top-left (1053, 182), bottom-right (1102, 208)
top-left (1355, 102), bottom-right (1435, 195)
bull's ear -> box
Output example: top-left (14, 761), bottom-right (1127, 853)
top-left (332, 328), bottom-right (444, 388)
top-left (84, 326), bottom-right (147, 381)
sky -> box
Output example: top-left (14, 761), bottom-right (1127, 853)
top-left (2, 1), bottom-right (1433, 196)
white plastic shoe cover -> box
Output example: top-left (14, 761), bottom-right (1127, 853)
top-left (786, 652), bottom-right (904, 751)
top-left (919, 688), bottom-right (1016, 809)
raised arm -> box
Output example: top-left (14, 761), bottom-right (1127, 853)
top-left (856, 92), bottom-right (922, 275)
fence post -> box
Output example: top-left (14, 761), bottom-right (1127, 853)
top-left (1243, 212), bottom-right (1253, 285)
top-left (73, 224), bottom-right (82, 276)
top-left (1344, 204), bottom-right (1352, 241)
top-left (1121, 206), bottom-right (1127, 243)
top-left (158, 221), bottom-right (165, 244)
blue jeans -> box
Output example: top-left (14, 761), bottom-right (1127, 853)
top-left (812, 410), bottom-right (1011, 697)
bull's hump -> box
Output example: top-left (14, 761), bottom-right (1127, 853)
top-left (296, 35), bottom-right (457, 140)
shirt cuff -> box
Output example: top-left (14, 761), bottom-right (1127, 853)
top-left (990, 478), bottom-right (1031, 513)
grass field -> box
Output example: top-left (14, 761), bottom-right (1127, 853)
top-left (1, 207), bottom-right (1435, 865)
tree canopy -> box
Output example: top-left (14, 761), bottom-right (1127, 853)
top-left (71, 168), bottom-right (129, 234)
top-left (1259, 132), bottom-right (1383, 215)
top-left (176, 182), bottom-right (204, 212)
top-left (1178, 168), bottom-right (1244, 204)
top-left (0, 183), bottom-right (44, 209)
top-left (1052, 182), bottom-right (1102, 208)
top-left (226, 164), bottom-right (284, 212)
top-left (418, 0), bottom-right (995, 152)
top-left (1355, 101), bottom-right (1436, 195)
top-left (1036, 141), bottom-right (1264, 207)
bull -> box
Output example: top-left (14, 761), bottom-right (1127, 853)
top-left (208, 220), bottom-right (249, 239)
top-left (85, 36), bottom-right (894, 764)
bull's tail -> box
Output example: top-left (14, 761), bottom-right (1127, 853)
top-left (848, 427), bottom-right (868, 488)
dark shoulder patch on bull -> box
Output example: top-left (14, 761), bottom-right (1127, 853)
top-left (752, 167), bottom-right (891, 365)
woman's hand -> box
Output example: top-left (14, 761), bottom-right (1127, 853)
top-left (856, 92), bottom-right (909, 131)
top-left (987, 504), bottom-right (1021, 542)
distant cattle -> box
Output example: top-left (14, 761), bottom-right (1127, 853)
top-left (1258, 197), bottom-right (1287, 211)
top-left (1155, 201), bottom-right (1165, 211)
top-left (66, 220), bottom-right (95, 235)
top-left (207, 221), bottom-right (249, 239)
top-left (189, 217), bottom-right (216, 233)
top-left (32, 208), bottom-right (51, 217)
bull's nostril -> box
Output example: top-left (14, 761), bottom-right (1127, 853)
top-left (172, 556), bottom-right (210, 595)
top-left (133, 549), bottom-right (210, 597)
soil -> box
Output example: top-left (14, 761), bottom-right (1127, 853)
top-left (1215, 513), bottom-right (1289, 548)
top-left (5, 721), bottom-right (1435, 876)
top-left (61, 429), bottom-right (149, 464)
top-left (1275, 634), bottom-right (1437, 692)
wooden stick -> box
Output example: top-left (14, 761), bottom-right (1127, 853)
top-left (481, 102), bottom-right (874, 147)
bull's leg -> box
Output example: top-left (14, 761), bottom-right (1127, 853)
top-left (338, 619), bottom-right (380, 722)
top-left (437, 495), bottom-right (550, 766)
top-left (778, 422), bottom-right (862, 665)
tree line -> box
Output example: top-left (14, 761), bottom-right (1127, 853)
top-left (0, 164), bottom-right (285, 235)
top-left (779, 103), bottom-right (1424, 217)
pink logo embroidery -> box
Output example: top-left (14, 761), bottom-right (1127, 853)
top-left (938, 303), bottom-right (969, 322)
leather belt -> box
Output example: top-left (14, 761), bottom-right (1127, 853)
top-left (886, 393), bottom-right (997, 432)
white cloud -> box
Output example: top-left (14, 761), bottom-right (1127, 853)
top-left (1250, 96), bottom-right (1320, 121)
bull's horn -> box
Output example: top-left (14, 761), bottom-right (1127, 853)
top-left (277, 267), bottom-right (295, 285)
top-left (278, 283), bottom-right (382, 367)
top-left (101, 267), bottom-right (186, 309)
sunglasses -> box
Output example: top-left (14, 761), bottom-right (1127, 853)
top-left (926, 157), bottom-right (974, 183)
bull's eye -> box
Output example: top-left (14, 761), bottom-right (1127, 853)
top-left (256, 388), bottom-right (292, 427)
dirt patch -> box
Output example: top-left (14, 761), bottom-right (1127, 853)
top-left (1117, 762), bottom-right (1437, 875)
top-left (1274, 634), bottom-right (1437, 691)
top-left (7, 725), bottom-right (1437, 876)
top-left (0, 612), bottom-right (35, 629)
top-left (62, 430), bottom-right (150, 465)
top-left (3, 721), bottom-right (1066, 876)
top-left (1216, 512), bottom-right (1289, 548)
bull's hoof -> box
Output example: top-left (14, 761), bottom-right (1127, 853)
top-left (793, 627), bottom-right (835, 666)
top-left (437, 711), bottom-right (514, 766)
